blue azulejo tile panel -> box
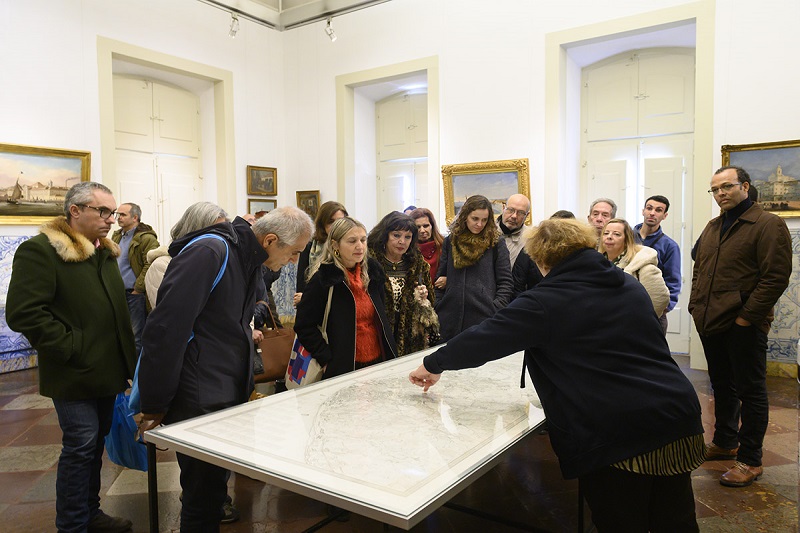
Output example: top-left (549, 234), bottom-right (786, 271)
top-left (0, 236), bottom-right (37, 373)
top-left (767, 227), bottom-right (800, 364)
top-left (272, 261), bottom-right (297, 324)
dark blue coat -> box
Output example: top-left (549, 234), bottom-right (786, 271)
top-left (424, 247), bottom-right (703, 479)
top-left (139, 217), bottom-right (267, 423)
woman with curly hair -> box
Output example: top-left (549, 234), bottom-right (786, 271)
top-left (409, 207), bottom-right (445, 284)
top-left (434, 195), bottom-right (513, 341)
top-left (367, 211), bottom-right (439, 356)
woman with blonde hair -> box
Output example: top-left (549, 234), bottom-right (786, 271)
top-left (598, 218), bottom-right (669, 317)
top-left (434, 195), bottom-right (513, 340)
top-left (410, 219), bottom-right (704, 532)
top-left (294, 217), bottom-right (397, 379)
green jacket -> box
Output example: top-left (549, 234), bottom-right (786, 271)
top-left (6, 217), bottom-right (137, 400)
top-left (112, 223), bottom-right (160, 293)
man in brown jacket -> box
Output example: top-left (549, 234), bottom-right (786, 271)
top-left (689, 166), bottom-right (792, 488)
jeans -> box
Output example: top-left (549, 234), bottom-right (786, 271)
top-left (581, 466), bottom-right (698, 532)
top-left (52, 396), bottom-right (115, 533)
top-left (700, 324), bottom-right (769, 466)
top-left (126, 290), bottom-right (147, 356)
top-left (177, 452), bottom-right (227, 532)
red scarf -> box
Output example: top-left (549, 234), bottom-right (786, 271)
top-left (346, 264), bottom-right (382, 363)
top-left (418, 240), bottom-right (440, 282)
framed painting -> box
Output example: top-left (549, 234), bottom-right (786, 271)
top-left (722, 139), bottom-right (800, 217)
top-left (0, 143), bottom-right (91, 225)
top-left (247, 198), bottom-right (277, 215)
top-left (441, 158), bottom-right (530, 225)
top-left (296, 190), bottom-right (321, 219)
top-left (247, 165), bottom-right (277, 196)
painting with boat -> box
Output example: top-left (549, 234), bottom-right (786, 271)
top-left (0, 143), bottom-right (90, 224)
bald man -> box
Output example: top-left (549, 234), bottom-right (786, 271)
top-left (497, 193), bottom-right (531, 266)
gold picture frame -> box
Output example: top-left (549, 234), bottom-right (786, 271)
top-left (246, 165), bottom-right (277, 196)
top-left (442, 158), bottom-right (531, 225)
top-left (247, 198), bottom-right (277, 215)
top-left (722, 139), bottom-right (800, 218)
top-left (296, 190), bottom-right (321, 219)
top-left (0, 143), bottom-right (91, 225)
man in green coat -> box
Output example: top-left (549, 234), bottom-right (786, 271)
top-left (112, 202), bottom-right (159, 354)
top-left (7, 182), bottom-right (137, 533)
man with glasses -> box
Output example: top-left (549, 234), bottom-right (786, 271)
top-left (7, 182), bottom-right (136, 532)
top-left (689, 166), bottom-right (791, 488)
top-left (497, 193), bottom-right (531, 267)
top-left (112, 203), bottom-right (159, 356)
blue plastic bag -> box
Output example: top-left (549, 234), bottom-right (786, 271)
top-left (105, 391), bottom-right (148, 471)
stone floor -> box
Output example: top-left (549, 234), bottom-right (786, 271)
top-left (0, 356), bottom-right (797, 532)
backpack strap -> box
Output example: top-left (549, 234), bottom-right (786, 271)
top-left (180, 233), bottom-right (229, 291)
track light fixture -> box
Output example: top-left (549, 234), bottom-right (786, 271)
top-left (229, 13), bottom-right (239, 38)
top-left (325, 17), bottom-right (337, 42)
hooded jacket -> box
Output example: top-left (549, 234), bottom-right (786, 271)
top-left (6, 217), bottom-right (136, 399)
top-left (139, 217), bottom-right (267, 424)
top-left (424, 248), bottom-right (703, 479)
top-left (294, 258), bottom-right (397, 379)
top-left (111, 223), bottom-right (159, 293)
top-left (614, 245), bottom-right (670, 316)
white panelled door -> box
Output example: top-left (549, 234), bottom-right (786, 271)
top-left (113, 75), bottom-right (200, 242)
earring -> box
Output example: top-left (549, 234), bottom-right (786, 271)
top-left (333, 249), bottom-right (341, 257)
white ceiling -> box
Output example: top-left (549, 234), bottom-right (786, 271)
top-left (199, 0), bottom-right (392, 30)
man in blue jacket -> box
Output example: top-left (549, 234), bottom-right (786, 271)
top-left (137, 205), bottom-right (312, 531)
top-left (634, 195), bottom-right (681, 334)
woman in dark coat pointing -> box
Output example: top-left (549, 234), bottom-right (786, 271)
top-left (410, 219), bottom-right (704, 532)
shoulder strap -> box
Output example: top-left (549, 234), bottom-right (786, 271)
top-left (179, 234), bottom-right (229, 292)
top-left (321, 285), bottom-right (334, 332)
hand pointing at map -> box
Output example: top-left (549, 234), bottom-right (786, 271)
top-left (408, 364), bottom-right (441, 392)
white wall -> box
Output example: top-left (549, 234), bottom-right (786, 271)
top-left (2, 0), bottom-right (799, 226)
top-left (0, 0), bottom-right (284, 228)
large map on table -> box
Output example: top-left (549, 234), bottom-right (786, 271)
top-left (147, 348), bottom-right (544, 525)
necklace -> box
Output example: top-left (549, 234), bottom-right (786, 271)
top-left (383, 256), bottom-right (404, 271)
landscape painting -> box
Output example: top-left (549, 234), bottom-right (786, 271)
top-left (722, 140), bottom-right (800, 217)
top-left (0, 143), bottom-right (90, 224)
top-left (441, 158), bottom-right (530, 224)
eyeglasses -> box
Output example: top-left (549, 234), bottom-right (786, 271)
top-left (78, 204), bottom-right (117, 220)
top-left (503, 206), bottom-right (529, 217)
top-left (708, 182), bottom-right (743, 196)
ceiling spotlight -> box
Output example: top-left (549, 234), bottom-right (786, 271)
top-left (325, 17), bottom-right (337, 42)
top-left (229, 13), bottom-right (239, 38)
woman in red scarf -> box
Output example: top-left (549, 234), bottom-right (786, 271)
top-left (409, 207), bottom-right (444, 284)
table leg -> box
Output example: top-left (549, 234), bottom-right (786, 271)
top-left (147, 441), bottom-right (159, 533)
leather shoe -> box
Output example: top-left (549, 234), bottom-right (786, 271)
top-left (88, 511), bottom-right (133, 533)
top-left (720, 461), bottom-right (763, 487)
top-left (705, 442), bottom-right (738, 461)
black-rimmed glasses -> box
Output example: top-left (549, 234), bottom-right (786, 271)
top-left (78, 204), bottom-right (117, 220)
top-left (708, 182), bottom-right (742, 196)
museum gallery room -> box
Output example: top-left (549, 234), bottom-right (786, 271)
top-left (0, 0), bottom-right (798, 532)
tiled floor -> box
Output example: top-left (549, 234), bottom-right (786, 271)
top-left (0, 357), bottom-right (797, 532)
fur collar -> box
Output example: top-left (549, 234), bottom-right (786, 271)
top-left (40, 216), bottom-right (120, 263)
top-left (450, 228), bottom-right (498, 269)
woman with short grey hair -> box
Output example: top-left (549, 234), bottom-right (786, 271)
top-left (143, 202), bottom-right (229, 308)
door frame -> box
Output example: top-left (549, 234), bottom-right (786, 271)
top-left (97, 37), bottom-right (236, 214)
top-left (544, 1), bottom-right (716, 369)
top-left (336, 56), bottom-right (440, 228)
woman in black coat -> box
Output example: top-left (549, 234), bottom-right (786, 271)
top-left (411, 219), bottom-right (704, 532)
top-left (294, 217), bottom-right (397, 379)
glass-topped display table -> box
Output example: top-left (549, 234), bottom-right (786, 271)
top-left (145, 347), bottom-right (545, 531)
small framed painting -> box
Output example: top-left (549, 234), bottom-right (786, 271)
top-left (0, 143), bottom-right (91, 225)
top-left (722, 140), bottom-right (800, 217)
top-left (247, 165), bottom-right (277, 196)
top-left (296, 190), bottom-right (321, 219)
top-left (441, 158), bottom-right (530, 225)
top-left (248, 198), bottom-right (277, 215)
